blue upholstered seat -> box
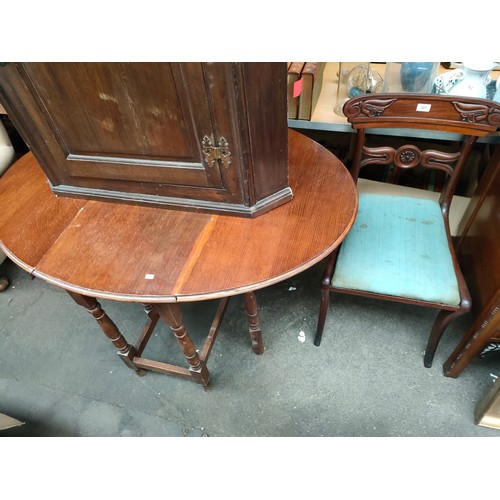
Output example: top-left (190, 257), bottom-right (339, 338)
top-left (331, 193), bottom-right (460, 306)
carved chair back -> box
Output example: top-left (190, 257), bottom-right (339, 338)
top-left (343, 93), bottom-right (500, 224)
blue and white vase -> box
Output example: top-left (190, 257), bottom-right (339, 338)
top-left (435, 62), bottom-right (495, 99)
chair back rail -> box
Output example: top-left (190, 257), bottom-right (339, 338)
top-left (343, 94), bottom-right (500, 135)
top-left (344, 94), bottom-right (500, 221)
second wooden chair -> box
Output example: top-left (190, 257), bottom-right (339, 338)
top-left (314, 93), bottom-right (500, 368)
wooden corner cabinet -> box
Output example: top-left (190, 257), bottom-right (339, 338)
top-left (0, 62), bottom-right (292, 217)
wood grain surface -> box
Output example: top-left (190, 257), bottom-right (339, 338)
top-left (0, 129), bottom-right (357, 302)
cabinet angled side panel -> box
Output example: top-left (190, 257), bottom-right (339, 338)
top-left (0, 63), bottom-right (68, 186)
top-left (239, 62), bottom-right (291, 208)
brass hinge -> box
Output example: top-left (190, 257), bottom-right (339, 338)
top-left (202, 135), bottom-right (232, 169)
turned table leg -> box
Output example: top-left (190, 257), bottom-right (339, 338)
top-left (67, 291), bottom-right (145, 375)
top-left (154, 302), bottom-right (210, 387)
top-left (244, 292), bottom-right (265, 354)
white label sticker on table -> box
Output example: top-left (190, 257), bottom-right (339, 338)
top-left (416, 103), bottom-right (431, 112)
top-left (145, 274), bottom-right (155, 280)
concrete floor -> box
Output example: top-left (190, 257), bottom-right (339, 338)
top-left (0, 256), bottom-right (499, 438)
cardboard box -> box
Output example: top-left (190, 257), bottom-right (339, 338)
top-left (475, 377), bottom-right (500, 430)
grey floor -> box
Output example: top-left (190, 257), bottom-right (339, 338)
top-left (0, 256), bottom-right (499, 438)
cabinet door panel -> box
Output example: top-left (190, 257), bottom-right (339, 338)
top-left (18, 62), bottom-right (235, 196)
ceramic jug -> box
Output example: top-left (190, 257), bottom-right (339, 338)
top-left (438, 61), bottom-right (495, 99)
top-left (493, 77), bottom-right (500, 103)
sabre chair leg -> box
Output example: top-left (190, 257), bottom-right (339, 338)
top-left (67, 291), bottom-right (144, 375)
top-left (154, 302), bottom-right (210, 388)
top-left (314, 251), bottom-right (338, 346)
top-left (424, 308), bottom-right (468, 368)
top-left (244, 292), bottom-right (265, 354)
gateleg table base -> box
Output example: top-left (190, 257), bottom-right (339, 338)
top-left (68, 291), bottom-right (265, 388)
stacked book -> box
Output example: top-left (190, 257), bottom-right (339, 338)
top-left (287, 62), bottom-right (326, 120)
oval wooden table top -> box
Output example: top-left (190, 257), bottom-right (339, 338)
top-left (0, 129), bottom-right (358, 303)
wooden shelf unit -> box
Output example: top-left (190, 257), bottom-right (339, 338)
top-left (289, 62), bottom-right (500, 144)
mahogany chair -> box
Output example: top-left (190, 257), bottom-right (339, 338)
top-left (314, 93), bottom-right (500, 367)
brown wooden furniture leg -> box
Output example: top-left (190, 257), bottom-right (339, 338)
top-left (424, 308), bottom-right (469, 368)
top-left (444, 305), bottom-right (500, 378)
top-left (244, 292), bottom-right (265, 354)
top-left (315, 249), bottom-right (339, 346)
top-left (134, 304), bottom-right (160, 356)
top-left (154, 302), bottom-right (210, 387)
top-left (67, 291), bottom-right (144, 375)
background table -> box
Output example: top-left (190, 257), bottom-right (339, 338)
top-left (0, 130), bottom-right (358, 387)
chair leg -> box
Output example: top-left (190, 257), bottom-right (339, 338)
top-left (314, 251), bottom-right (339, 346)
top-left (314, 286), bottom-right (331, 346)
top-left (424, 308), bottom-right (468, 368)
